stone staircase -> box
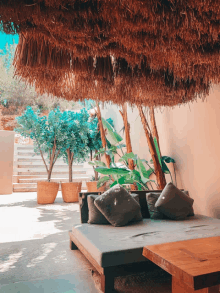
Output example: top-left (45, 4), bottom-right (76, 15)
top-left (13, 144), bottom-right (93, 192)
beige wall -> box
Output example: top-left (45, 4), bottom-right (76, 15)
top-left (0, 131), bottom-right (14, 194)
top-left (102, 85), bottom-right (220, 218)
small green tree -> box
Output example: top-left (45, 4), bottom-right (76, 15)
top-left (86, 115), bottom-right (103, 180)
top-left (15, 106), bottom-right (63, 182)
top-left (59, 109), bottom-right (89, 182)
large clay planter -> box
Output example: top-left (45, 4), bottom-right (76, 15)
top-left (37, 181), bottom-right (59, 204)
top-left (61, 182), bottom-right (82, 203)
top-left (86, 181), bottom-right (106, 192)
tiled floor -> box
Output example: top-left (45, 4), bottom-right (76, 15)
top-left (0, 192), bottom-right (98, 293)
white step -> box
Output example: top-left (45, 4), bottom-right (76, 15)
top-left (18, 177), bottom-right (90, 183)
top-left (13, 166), bottom-right (89, 173)
top-left (14, 145), bottom-right (34, 150)
top-left (14, 157), bottom-right (65, 162)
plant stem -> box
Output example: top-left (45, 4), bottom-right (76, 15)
top-left (173, 163), bottom-right (177, 187)
top-left (137, 105), bottom-right (166, 190)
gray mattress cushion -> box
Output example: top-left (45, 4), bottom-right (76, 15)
top-left (72, 214), bottom-right (220, 267)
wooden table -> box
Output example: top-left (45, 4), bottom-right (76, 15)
top-left (143, 236), bottom-right (220, 293)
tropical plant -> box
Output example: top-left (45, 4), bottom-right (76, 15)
top-left (58, 109), bottom-right (90, 182)
top-left (86, 114), bottom-right (102, 181)
top-left (15, 106), bottom-right (64, 182)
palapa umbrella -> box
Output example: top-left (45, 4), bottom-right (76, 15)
top-left (1, 0), bottom-right (220, 107)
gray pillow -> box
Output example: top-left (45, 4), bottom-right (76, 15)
top-left (146, 193), bottom-right (168, 219)
top-left (87, 193), bottom-right (142, 224)
top-left (184, 191), bottom-right (195, 217)
top-left (155, 183), bottom-right (194, 220)
top-left (87, 194), bottom-right (110, 224)
top-left (94, 184), bottom-right (141, 227)
top-left (147, 190), bottom-right (194, 219)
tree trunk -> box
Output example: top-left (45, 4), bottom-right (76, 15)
top-left (95, 101), bottom-right (111, 168)
top-left (119, 103), bottom-right (134, 170)
top-left (67, 148), bottom-right (73, 182)
top-left (137, 105), bottom-right (166, 190)
top-left (94, 150), bottom-right (99, 181)
top-left (149, 106), bottom-right (161, 157)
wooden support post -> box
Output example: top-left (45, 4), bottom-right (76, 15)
top-left (69, 239), bottom-right (78, 250)
top-left (119, 103), bottom-right (134, 170)
top-left (95, 101), bottom-right (111, 168)
top-left (101, 274), bottom-right (115, 293)
top-left (137, 105), bottom-right (166, 189)
top-left (149, 106), bottom-right (161, 157)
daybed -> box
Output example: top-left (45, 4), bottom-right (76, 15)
top-left (69, 191), bottom-right (220, 292)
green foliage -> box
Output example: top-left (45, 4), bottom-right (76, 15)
top-left (87, 115), bottom-right (102, 154)
top-left (15, 106), bottom-right (64, 181)
top-left (59, 108), bottom-right (90, 165)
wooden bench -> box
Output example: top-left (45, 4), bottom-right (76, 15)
top-left (143, 236), bottom-right (220, 293)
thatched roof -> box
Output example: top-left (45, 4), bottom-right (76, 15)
top-left (1, 0), bottom-right (220, 106)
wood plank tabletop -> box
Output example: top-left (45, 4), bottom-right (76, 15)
top-left (143, 236), bottom-right (220, 290)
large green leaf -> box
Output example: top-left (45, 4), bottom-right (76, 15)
top-left (137, 157), bottom-right (152, 179)
top-left (141, 159), bottom-right (154, 177)
top-left (95, 167), bottom-right (130, 175)
top-left (153, 137), bottom-right (162, 166)
top-left (161, 156), bottom-right (175, 174)
top-left (97, 176), bottom-right (110, 188)
top-left (118, 152), bottom-right (135, 163)
top-left (88, 160), bottom-right (106, 167)
top-left (102, 118), bottom-right (123, 145)
top-left (161, 161), bottom-right (170, 174)
top-left (161, 156), bottom-right (176, 164)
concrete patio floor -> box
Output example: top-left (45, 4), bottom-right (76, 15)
top-left (0, 191), bottom-right (98, 293)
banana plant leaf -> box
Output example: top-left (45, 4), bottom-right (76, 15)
top-left (97, 176), bottom-right (110, 188)
top-left (88, 160), bottom-right (106, 167)
top-left (162, 156), bottom-right (176, 163)
top-left (153, 137), bottom-right (162, 166)
top-left (102, 118), bottom-right (123, 145)
top-left (118, 152), bottom-right (136, 163)
top-left (95, 167), bottom-right (130, 175)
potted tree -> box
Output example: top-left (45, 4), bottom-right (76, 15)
top-left (59, 109), bottom-right (89, 202)
top-left (15, 106), bottom-right (63, 204)
top-left (86, 112), bottom-right (105, 192)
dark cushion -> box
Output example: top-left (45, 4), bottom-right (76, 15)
top-left (155, 183), bottom-right (194, 220)
top-left (146, 193), bottom-right (168, 219)
top-left (94, 184), bottom-right (141, 227)
top-left (147, 190), bottom-right (194, 219)
top-left (87, 193), bottom-right (142, 224)
top-left (184, 191), bottom-right (195, 217)
top-left (87, 194), bottom-right (110, 224)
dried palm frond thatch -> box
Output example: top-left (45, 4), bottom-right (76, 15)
top-left (1, 0), bottom-right (220, 106)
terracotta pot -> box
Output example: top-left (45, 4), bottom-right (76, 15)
top-left (61, 182), bottom-right (82, 203)
top-left (37, 181), bottom-right (59, 204)
top-left (130, 184), bottom-right (137, 191)
top-left (86, 181), bottom-right (106, 192)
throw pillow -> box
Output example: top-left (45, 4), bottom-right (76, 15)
top-left (87, 193), bottom-right (142, 224)
top-left (184, 190), bottom-right (195, 217)
top-left (147, 190), bottom-right (194, 219)
top-left (155, 182), bottom-right (194, 220)
top-left (87, 194), bottom-right (110, 224)
top-left (146, 193), bottom-right (168, 219)
top-left (94, 184), bottom-right (141, 227)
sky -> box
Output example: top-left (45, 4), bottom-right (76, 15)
top-left (0, 32), bottom-right (19, 54)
